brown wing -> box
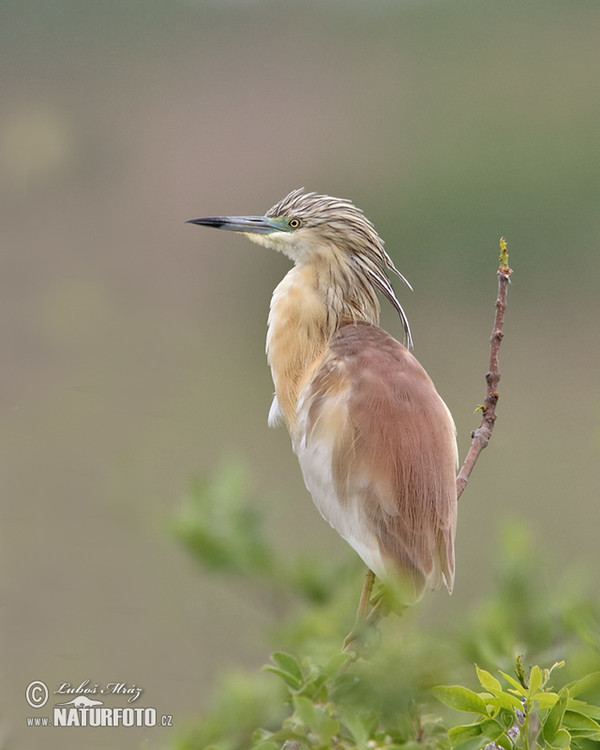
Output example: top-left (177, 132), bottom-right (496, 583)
top-left (304, 321), bottom-right (457, 600)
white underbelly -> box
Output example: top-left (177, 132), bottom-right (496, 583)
top-left (293, 420), bottom-right (387, 579)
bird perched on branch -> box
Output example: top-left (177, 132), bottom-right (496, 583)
top-left (188, 189), bottom-right (457, 608)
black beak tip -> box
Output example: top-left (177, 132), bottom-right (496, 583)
top-left (186, 217), bottom-right (224, 228)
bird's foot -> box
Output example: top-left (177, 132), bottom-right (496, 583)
top-left (341, 568), bottom-right (397, 662)
top-left (341, 599), bottom-right (384, 660)
top-left (341, 622), bottom-right (367, 656)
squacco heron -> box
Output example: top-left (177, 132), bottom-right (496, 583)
top-left (188, 189), bottom-right (457, 609)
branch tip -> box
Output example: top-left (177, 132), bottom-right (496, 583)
top-left (456, 237), bottom-right (512, 501)
top-left (498, 236), bottom-right (509, 269)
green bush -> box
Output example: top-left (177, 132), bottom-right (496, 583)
top-left (169, 461), bottom-right (600, 750)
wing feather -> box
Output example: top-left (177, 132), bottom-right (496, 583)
top-left (296, 322), bottom-right (457, 601)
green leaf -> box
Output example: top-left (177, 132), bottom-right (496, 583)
top-left (486, 692), bottom-right (525, 712)
top-left (480, 718), bottom-right (507, 742)
top-left (528, 665), bottom-right (543, 696)
top-left (448, 722), bottom-right (483, 743)
top-left (548, 728), bottom-right (571, 749)
top-left (475, 665), bottom-right (502, 693)
top-left (272, 652), bottom-right (303, 683)
top-left (315, 711), bottom-right (340, 743)
top-left (567, 698), bottom-right (600, 719)
top-left (263, 652), bottom-right (305, 690)
top-left (561, 709), bottom-right (600, 739)
top-left (451, 738), bottom-right (489, 750)
top-left (566, 671), bottom-right (600, 698)
top-left (534, 692), bottom-right (559, 710)
top-left (262, 666), bottom-right (302, 690)
top-left (492, 735), bottom-right (513, 750)
top-left (292, 695), bottom-right (317, 727)
top-left (292, 695), bottom-right (339, 743)
top-left (499, 670), bottom-right (527, 696)
top-left (542, 687), bottom-right (569, 744)
top-left (296, 662), bottom-right (329, 702)
top-left (340, 710), bottom-right (372, 747)
top-left (433, 686), bottom-right (489, 715)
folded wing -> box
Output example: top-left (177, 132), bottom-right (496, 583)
top-left (295, 322), bottom-right (458, 601)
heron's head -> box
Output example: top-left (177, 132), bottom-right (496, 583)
top-left (188, 189), bottom-right (412, 346)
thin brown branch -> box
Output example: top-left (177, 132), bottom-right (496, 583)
top-left (456, 238), bottom-right (512, 500)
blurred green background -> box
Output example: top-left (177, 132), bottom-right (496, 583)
top-left (2, 1), bottom-right (600, 748)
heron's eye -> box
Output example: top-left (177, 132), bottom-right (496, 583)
top-left (288, 218), bottom-right (302, 229)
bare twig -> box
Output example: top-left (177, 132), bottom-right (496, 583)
top-left (456, 238), bottom-right (512, 500)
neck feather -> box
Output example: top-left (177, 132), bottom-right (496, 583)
top-left (266, 260), bottom-right (380, 429)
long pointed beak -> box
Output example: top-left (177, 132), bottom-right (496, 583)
top-left (186, 215), bottom-right (282, 234)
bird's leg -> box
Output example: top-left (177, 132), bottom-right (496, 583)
top-left (342, 569), bottom-right (403, 660)
top-left (356, 568), bottom-right (376, 620)
top-left (342, 569), bottom-right (376, 654)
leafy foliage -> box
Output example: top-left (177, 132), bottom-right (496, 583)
top-left (168, 462), bottom-right (600, 750)
top-left (435, 661), bottom-right (600, 750)
top-left (170, 459), bottom-right (272, 576)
